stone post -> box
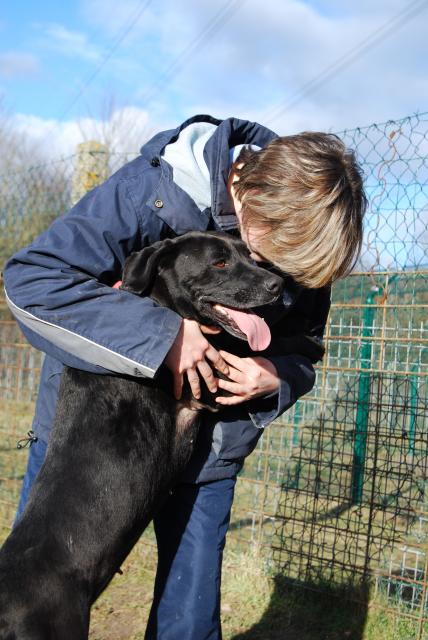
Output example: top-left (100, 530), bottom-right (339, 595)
top-left (71, 140), bottom-right (109, 205)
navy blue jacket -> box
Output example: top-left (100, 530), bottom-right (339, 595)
top-left (3, 115), bottom-right (330, 482)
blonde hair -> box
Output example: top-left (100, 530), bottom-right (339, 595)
top-left (233, 132), bottom-right (367, 289)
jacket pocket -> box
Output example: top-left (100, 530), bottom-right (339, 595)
top-left (214, 411), bottom-right (264, 461)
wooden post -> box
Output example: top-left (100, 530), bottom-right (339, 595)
top-left (71, 141), bottom-right (109, 205)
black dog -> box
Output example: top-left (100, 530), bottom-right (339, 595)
top-left (0, 231), bottom-right (288, 639)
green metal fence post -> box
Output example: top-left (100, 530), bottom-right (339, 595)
top-left (408, 364), bottom-right (418, 456)
top-left (292, 400), bottom-right (302, 447)
top-left (351, 286), bottom-right (379, 504)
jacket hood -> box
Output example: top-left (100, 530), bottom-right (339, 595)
top-left (141, 115), bottom-right (278, 231)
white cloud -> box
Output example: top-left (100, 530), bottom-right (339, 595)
top-left (11, 106), bottom-right (155, 158)
top-left (80, 0), bottom-right (158, 40)
top-left (5, 0), bottom-right (428, 143)
top-left (0, 52), bottom-right (39, 79)
top-left (78, 0), bottom-right (427, 133)
top-left (37, 23), bottom-right (102, 62)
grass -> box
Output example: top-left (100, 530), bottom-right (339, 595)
top-left (88, 541), bottom-right (428, 639)
top-left (0, 399), bottom-right (427, 639)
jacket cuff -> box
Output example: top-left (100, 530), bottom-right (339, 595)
top-left (146, 310), bottom-right (183, 373)
top-left (248, 355), bottom-right (316, 429)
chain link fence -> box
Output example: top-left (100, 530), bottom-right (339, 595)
top-left (1, 113), bottom-right (427, 636)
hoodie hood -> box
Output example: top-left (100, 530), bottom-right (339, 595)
top-left (159, 115), bottom-right (278, 232)
top-left (162, 121), bottom-right (218, 212)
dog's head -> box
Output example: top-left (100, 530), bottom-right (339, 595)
top-left (121, 232), bottom-right (292, 351)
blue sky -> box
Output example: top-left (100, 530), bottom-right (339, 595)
top-left (1, 0), bottom-right (428, 156)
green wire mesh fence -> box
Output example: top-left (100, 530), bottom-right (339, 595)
top-left (0, 112), bottom-right (427, 636)
top-left (231, 113), bottom-right (428, 637)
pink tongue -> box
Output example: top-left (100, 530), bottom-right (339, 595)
top-left (214, 305), bottom-right (271, 351)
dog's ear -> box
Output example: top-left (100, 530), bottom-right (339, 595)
top-left (121, 239), bottom-right (174, 296)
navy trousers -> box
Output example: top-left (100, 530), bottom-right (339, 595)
top-left (15, 437), bottom-right (48, 524)
top-left (15, 439), bottom-right (236, 640)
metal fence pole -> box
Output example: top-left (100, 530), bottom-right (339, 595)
top-left (351, 286), bottom-right (380, 505)
top-left (408, 364), bottom-right (418, 456)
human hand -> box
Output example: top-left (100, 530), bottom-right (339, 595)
top-left (164, 319), bottom-right (229, 400)
top-left (215, 350), bottom-right (280, 406)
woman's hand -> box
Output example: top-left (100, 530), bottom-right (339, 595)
top-left (164, 319), bottom-right (229, 400)
top-left (215, 350), bottom-right (280, 406)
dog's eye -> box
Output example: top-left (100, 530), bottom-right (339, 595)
top-left (213, 260), bottom-right (227, 268)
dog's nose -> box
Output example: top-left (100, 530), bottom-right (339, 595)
top-left (264, 276), bottom-right (283, 296)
